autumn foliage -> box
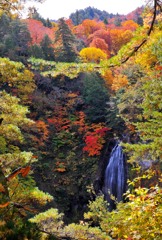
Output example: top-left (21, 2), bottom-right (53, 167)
top-left (79, 47), bottom-right (107, 63)
top-left (83, 125), bottom-right (110, 156)
top-left (25, 19), bottom-right (55, 45)
top-left (1, 2), bottom-right (162, 239)
top-left (90, 37), bottom-right (110, 58)
top-left (102, 69), bottom-right (128, 91)
top-left (47, 106), bottom-right (71, 131)
top-left (74, 18), bottom-right (138, 56)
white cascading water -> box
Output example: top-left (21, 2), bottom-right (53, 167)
top-left (104, 143), bottom-right (127, 211)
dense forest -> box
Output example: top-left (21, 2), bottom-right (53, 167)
top-left (0, 0), bottom-right (162, 239)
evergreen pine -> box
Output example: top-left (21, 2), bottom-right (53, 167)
top-left (40, 34), bottom-right (55, 60)
top-left (54, 18), bottom-right (78, 62)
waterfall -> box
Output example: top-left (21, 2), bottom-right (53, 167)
top-left (104, 143), bottom-right (127, 211)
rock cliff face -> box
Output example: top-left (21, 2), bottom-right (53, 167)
top-left (30, 71), bottom-right (113, 222)
top-left (93, 139), bottom-right (116, 195)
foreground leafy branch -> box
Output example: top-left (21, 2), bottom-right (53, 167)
top-left (111, 0), bottom-right (162, 66)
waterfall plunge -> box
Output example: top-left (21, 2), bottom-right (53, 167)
top-left (104, 143), bottom-right (127, 211)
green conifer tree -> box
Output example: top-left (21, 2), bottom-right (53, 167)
top-left (54, 18), bottom-right (78, 62)
top-left (40, 34), bottom-right (55, 60)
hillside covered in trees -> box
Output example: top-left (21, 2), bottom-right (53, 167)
top-left (69, 6), bottom-right (144, 25)
top-left (0, 0), bottom-right (162, 239)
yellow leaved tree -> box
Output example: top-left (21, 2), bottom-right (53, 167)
top-left (0, 59), bottom-right (55, 238)
top-left (79, 47), bottom-right (107, 63)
